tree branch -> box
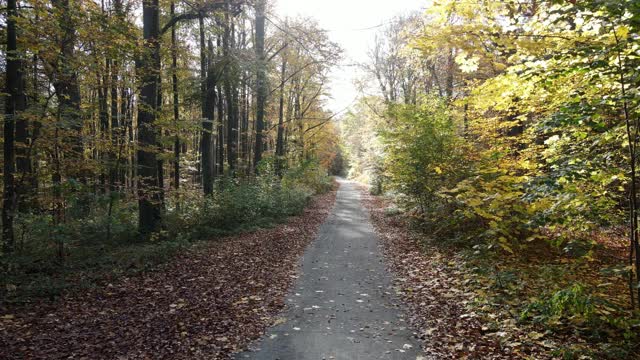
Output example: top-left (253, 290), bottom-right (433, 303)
top-left (160, 0), bottom-right (243, 35)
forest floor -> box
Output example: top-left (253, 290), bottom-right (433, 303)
top-left (360, 188), bottom-right (637, 359)
top-left (0, 187), bottom-right (337, 359)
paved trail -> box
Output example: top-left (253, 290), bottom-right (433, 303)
top-left (238, 179), bottom-right (424, 360)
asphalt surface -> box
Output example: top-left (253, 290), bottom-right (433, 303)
top-left (237, 179), bottom-right (425, 360)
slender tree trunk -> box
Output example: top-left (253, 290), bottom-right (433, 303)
top-left (199, 15), bottom-right (214, 195)
top-left (52, 128), bottom-right (64, 260)
top-left (614, 31), bottom-right (640, 308)
top-left (238, 25), bottom-right (248, 173)
top-left (254, 0), bottom-right (266, 172)
top-left (99, 60), bottom-right (109, 189)
top-left (171, 2), bottom-right (180, 191)
top-left (204, 39), bottom-right (217, 185)
top-left (109, 0), bottom-right (123, 191)
top-left (110, 61), bottom-right (120, 190)
top-left (275, 52), bottom-right (287, 176)
top-left (216, 82), bottom-right (225, 177)
top-left (240, 76), bottom-right (248, 171)
top-left (224, 14), bottom-right (238, 174)
top-left (216, 31), bottom-right (225, 177)
top-left (294, 88), bottom-right (303, 161)
top-left (136, 0), bottom-right (163, 235)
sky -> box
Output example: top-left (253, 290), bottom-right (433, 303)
top-left (274, 0), bottom-right (427, 114)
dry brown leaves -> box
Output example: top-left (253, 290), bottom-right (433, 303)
top-left (360, 189), bottom-right (556, 360)
top-left (0, 188), bottom-right (337, 359)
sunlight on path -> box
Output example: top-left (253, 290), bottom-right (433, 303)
top-left (237, 179), bottom-right (427, 360)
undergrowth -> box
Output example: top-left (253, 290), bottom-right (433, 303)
top-left (0, 160), bottom-right (334, 305)
top-left (426, 230), bottom-right (640, 358)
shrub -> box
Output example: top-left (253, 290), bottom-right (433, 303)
top-left (283, 158), bottom-right (334, 194)
top-left (180, 173), bottom-right (316, 240)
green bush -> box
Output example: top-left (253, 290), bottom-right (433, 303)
top-left (381, 96), bottom-right (469, 211)
top-left (519, 282), bottom-right (640, 343)
top-left (188, 176), bottom-right (313, 237)
top-left (283, 158), bottom-right (334, 194)
top-left (522, 283), bottom-right (596, 324)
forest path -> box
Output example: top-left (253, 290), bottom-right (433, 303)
top-left (237, 179), bottom-right (425, 360)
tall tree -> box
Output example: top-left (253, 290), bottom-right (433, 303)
top-left (137, 0), bottom-right (163, 234)
top-left (253, 0), bottom-right (266, 171)
top-left (170, 1), bottom-right (180, 191)
top-left (200, 14), bottom-right (214, 194)
top-left (224, 12), bottom-right (238, 174)
top-left (275, 44), bottom-right (288, 176)
top-left (110, 0), bottom-right (124, 190)
top-left (51, 0), bottom-right (83, 170)
top-left (3, 0), bottom-right (26, 252)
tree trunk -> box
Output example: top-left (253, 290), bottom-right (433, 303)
top-left (200, 15), bottom-right (214, 195)
top-left (52, 0), bottom-right (83, 177)
top-left (109, 0), bottom-right (123, 191)
top-left (99, 60), bottom-right (109, 189)
top-left (253, 0), bottom-right (266, 172)
top-left (204, 39), bottom-right (217, 188)
top-left (3, 0), bottom-right (25, 253)
top-left (171, 2), bottom-right (180, 190)
top-left (240, 76), bottom-right (249, 172)
top-left (216, 32), bottom-right (225, 177)
top-left (216, 83), bottom-right (225, 177)
top-left (136, 0), bottom-right (163, 235)
top-left (275, 52), bottom-right (287, 176)
top-left (15, 62), bottom-right (32, 209)
top-left (224, 14), bottom-right (238, 174)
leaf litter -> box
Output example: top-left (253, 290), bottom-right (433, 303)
top-left (360, 188), bottom-right (563, 359)
top-left (0, 188), bottom-right (337, 359)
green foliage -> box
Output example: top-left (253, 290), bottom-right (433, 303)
top-left (1, 163), bottom-right (331, 303)
top-left (522, 283), bottom-right (597, 324)
top-left (381, 95), bottom-right (468, 212)
top-left (520, 282), bottom-right (640, 350)
top-left (340, 0), bottom-right (640, 354)
top-left (282, 158), bottom-right (334, 194)
top-left (185, 176), bottom-right (313, 238)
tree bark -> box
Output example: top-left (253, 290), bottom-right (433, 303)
top-left (253, 0), bottom-right (266, 172)
top-left (15, 61), bottom-right (32, 209)
top-left (224, 14), bottom-right (238, 174)
top-left (136, 0), bottom-right (163, 234)
top-left (171, 2), bottom-right (180, 190)
top-left (204, 39), bottom-right (217, 187)
top-left (216, 34), bottom-right (225, 177)
top-left (216, 82), bottom-right (225, 177)
top-left (200, 15), bottom-right (214, 195)
top-left (275, 51), bottom-right (287, 176)
top-left (52, 0), bottom-right (83, 176)
top-left (109, 0), bottom-right (123, 191)
top-left (3, 0), bottom-right (25, 253)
